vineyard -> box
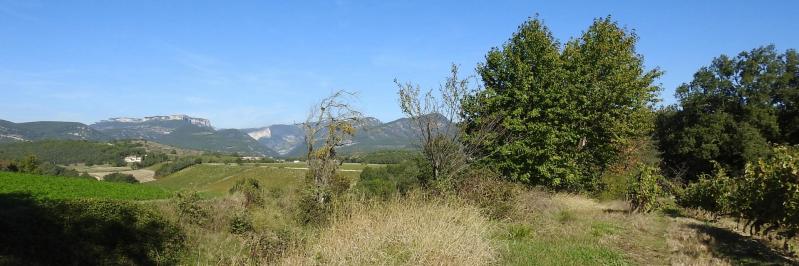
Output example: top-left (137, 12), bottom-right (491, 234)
top-left (0, 172), bottom-right (171, 200)
top-left (679, 146), bottom-right (799, 247)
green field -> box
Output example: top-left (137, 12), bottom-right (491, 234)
top-left (0, 172), bottom-right (171, 200)
top-left (148, 163), bottom-right (363, 195)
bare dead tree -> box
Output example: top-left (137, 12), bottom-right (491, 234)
top-left (396, 64), bottom-right (504, 189)
top-left (303, 90), bottom-right (362, 204)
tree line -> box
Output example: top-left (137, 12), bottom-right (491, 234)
top-left (0, 140), bottom-right (145, 166)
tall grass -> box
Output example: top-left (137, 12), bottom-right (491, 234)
top-left (283, 195), bottom-right (496, 265)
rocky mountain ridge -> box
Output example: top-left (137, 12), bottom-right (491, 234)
top-left (0, 114), bottom-right (445, 157)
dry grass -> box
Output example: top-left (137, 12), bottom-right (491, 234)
top-left (494, 189), bottom-right (671, 265)
top-left (282, 195), bottom-right (496, 265)
top-left (144, 163), bottom-right (799, 265)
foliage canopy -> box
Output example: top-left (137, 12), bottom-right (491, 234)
top-left (656, 45), bottom-right (799, 179)
top-left (463, 16), bottom-right (661, 190)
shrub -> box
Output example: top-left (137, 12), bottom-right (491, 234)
top-left (174, 191), bottom-right (208, 226)
top-left (329, 173), bottom-right (352, 195)
top-left (229, 211), bottom-right (254, 234)
top-left (456, 168), bottom-right (518, 219)
top-left (356, 161), bottom-right (421, 199)
top-left (295, 187), bottom-right (331, 225)
top-left (358, 167), bottom-right (395, 199)
top-left (247, 230), bottom-right (291, 263)
top-left (229, 178), bottom-right (264, 208)
top-left (677, 164), bottom-right (732, 215)
top-left (103, 172), bottom-right (139, 183)
top-left (626, 164), bottom-right (666, 213)
top-left (18, 155), bottom-right (39, 173)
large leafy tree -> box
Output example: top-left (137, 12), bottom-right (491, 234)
top-left (655, 45), bottom-right (799, 180)
top-left (463, 17), bottom-right (661, 191)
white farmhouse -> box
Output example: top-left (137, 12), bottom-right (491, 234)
top-left (124, 155), bottom-right (142, 163)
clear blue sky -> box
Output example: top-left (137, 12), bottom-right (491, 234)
top-left (0, 1), bottom-right (797, 128)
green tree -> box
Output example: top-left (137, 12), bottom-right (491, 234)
top-left (18, 155), bottom-right (40, 173)
top-left (655, 45), bottom-right (799, 179)
top-left (463, 16), bottom-right (661, 191)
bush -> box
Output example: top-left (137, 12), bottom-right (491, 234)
top-left (103, 172), bottom-right (139, 183)
top-left (229, 178), bottom-right (264, 208)
top-left (329, 173), bottom-right (354, 196)
top-left (247, 230), bottom-right (291, 263)
top-left (296, 191), bottom-right (329, 225)
top-left (357, 167), bottom-right (395, 199)
top-left (229, 211), bottom-right (254, 234)
top-left (456, 168), bottom-right (518, 219)
top-left (356, 160), bottom-right (421, 199)
top-left (174, 191), bottom-right (208, 226)
top-left (677, 164), bottom-right (732, 215)
top-left (626, 164), bottom-right (666, 213)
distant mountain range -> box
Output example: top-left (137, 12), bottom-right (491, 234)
top-left (241, 116), bottom-right (434, 157)
top-left (91, 115), bottom-right (275, 156)
top-left (0, 114), bottom-right (441, 157)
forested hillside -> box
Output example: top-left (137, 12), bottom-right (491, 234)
top-left (0, 120), bottom-right (107, 143)
top-left (0, 140), bottom-right (144, 165)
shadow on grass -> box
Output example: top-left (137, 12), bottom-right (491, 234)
top-left (686, 223), bottom-right (796, 266)
top-left (602, 208), bottom-right (631, 215)
top-left (0, 192), bottom-right (184, 265)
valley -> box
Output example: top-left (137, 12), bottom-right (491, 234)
top-left (1, 2), bottom-right (796, 265)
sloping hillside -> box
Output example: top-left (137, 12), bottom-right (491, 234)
top-left (0, 119), bottom-right (108, 143)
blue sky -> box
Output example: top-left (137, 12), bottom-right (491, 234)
top-left (0, 1), bottom-right (797, 128)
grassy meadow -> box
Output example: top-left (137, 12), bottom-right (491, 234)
top-left (2, 162), bottom-right (796, 265)
top-left (147, 163), bottom-right (362, 195)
